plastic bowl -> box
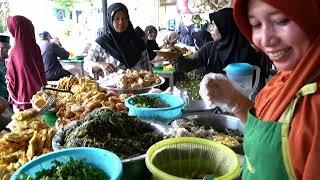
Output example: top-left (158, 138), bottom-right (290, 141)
top-left (145, 137), bottom-right (240, 180)
top-left (153, 62), bottom-right (164, 69)
top-left (11, 147), bottom-right (123, 180)
top-left (125, 93), bottom-right (184, 124)
top-left (41, 111), bottom-right (57, 127)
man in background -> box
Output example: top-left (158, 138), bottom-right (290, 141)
top-left (0, 35), bottom-right (10, 72)
top-left (38, 31), bottom-right (72, 81)
top-left (0, 35), bottom-right (10, 99)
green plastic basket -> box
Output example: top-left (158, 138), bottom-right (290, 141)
top-left (145, 137), bottom-right (240, 180)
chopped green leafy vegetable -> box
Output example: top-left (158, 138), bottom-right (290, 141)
top-left (131, 95), bottom-right (169, 108)
top-left (17, 158), bottom-right (109, 180)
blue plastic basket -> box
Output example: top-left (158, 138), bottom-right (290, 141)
top-left (125, 93), bottom-right (184, 124)
top-left (11, 147), bottom-right (123, 180)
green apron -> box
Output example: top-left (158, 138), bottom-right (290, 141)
top-left (243, 82), bottom-right (318, 180)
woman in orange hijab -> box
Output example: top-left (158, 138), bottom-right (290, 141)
top-left (199, 0), bottom-right (320, 179)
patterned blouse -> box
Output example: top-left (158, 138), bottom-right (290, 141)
top-left (84, 42), bottom-right (151, 79)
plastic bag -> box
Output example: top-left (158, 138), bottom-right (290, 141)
top-left (199, 73), bottom-right (242, 112)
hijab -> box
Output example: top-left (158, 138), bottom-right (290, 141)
top-left (134, 26), bottom-right (146, 38)
top-left (96, 3), bottom-right (146, 68)
top-left (145, 25), bottom-right (157, 35)
top-left (234, 0), bottom-right (320, 178)
top-left (144, 25), bottom-right (160, 59)
top-left (6, 15), bottom-right (47, 110)
top-left (198, 8), bottom-right (262, 73)
top-left (192, 29), bottom-right (213, 50)
top-left (163, 31), bottom-right (180, 48)
top-left (0, 35), bottom-right (10, 44)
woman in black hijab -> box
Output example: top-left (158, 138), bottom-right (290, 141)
top-left (174, 8), bottom-right (271, 99)
top-left (84, 3), bottom-right (150, 78)
top-left (144, 25), bottom-right (160, 60)
top-left (176, 8), bottom-right (268, 73)
top-left (192, 29), bottom-right (213, 50)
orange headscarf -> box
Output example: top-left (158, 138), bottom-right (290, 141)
top-left (234, 0), bottom-right (320, 179)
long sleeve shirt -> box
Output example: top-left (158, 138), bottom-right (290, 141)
top-left (84, 42), bottom-right (151, 79)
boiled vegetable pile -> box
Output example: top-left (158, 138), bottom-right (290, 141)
top-left (130, 95), bottom-right (169, 108)
top-left (63, 108), bottom-right (164, 159)
top-left (18, 158), bottom-right (108, 180)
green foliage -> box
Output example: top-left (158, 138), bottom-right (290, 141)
top-left (53, 0), bottom-right (78, 11)
top-left (53, 0), bottom-right (97, 11)
top-left (0, 1), bottom-right (10, 33)
top-left (83, 0), bottom-right (95, 7)
top-left (191, 14), bottom-right (203, 28)
top-left (19, 158), bottom-right (109, 179)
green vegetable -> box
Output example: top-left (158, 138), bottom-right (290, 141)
top-left (63, 108), bottom-right (164, 159)
top-left (17, 158), bottom-right (109, 180)
top-left (131, 95), bottom-right (169, 108)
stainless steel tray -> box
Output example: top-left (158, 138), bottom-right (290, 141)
top-left (174, 112), bottom-right (244, 155)
top-left (100, 76), bottom-right (165, 94)
top-left (181, 112), bottom-right (244, 132)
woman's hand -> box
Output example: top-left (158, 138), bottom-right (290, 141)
top-left (199, 73), bottom-right (253, 122)
top-left (199, 73), bottom-right (238, 107)
top-left (99, 62), bottom-right (117, 74)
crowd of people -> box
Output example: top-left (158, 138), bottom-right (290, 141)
top-left (0, 2), bottom-right (274, 112)
top-left (0, 0), bottom-right (319, 178)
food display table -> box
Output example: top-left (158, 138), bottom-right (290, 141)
top-left (59, 59), bottom-right (84, 77)
top-left (152, 68), bottom-right (176, 89)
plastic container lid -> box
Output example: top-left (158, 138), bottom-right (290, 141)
top-left (224, 63), bottom-right (253, 76)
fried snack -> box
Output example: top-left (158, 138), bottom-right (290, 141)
top-left (4, 130), bottom-right (34, 143)
top-left (119, 93), bottom-right (133, 101)
top-left (0, 109), bottom-right (56, 176)
top-left (12, 109), bottom-right (37, 121)
top-left (86, 101), bottom-right (102, 110)
top-left (57, 75), bottom-right (79, 90)
top-left (115, 103), bottom-right (125, 111)
top-left (44, 128), bottom-right (56, 149)
top-left (113, 69), bottom-right (161, 89)
top-left (26, 131), bottom-right (38, 161)
top-left (32, 76), bottom-right (129, 128)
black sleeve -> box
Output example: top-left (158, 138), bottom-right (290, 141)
top-left (52, 43), bottom-right (70, 59)
top-left (174, 52), bottom-right (202, 73)
top-left (197, 43), bottom-right (211, 67)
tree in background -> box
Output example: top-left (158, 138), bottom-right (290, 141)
top-left (53, 0), bottom-right (78, 12)
top-left (0, 1), bottom-right (10, 33)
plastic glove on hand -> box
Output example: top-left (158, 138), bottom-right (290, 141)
top-left (199, 73), bottom-right (241, 112)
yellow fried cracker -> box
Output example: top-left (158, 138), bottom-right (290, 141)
top-left (26, 131), bottom-right (38, 161)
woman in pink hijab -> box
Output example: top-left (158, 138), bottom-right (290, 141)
top-left (6, 15), bottom-right (47, 110)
